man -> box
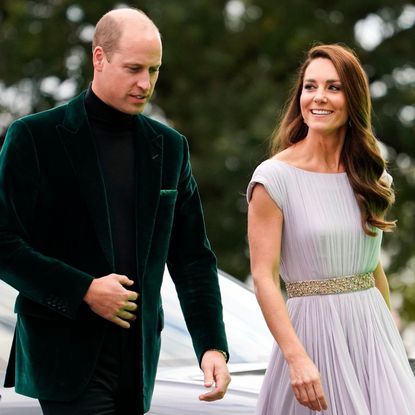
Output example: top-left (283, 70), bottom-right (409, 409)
top-left (0, 7), bottom-right (230, 414)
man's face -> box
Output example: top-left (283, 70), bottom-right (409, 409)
top-left (93, 28), bottom-right (162, 114)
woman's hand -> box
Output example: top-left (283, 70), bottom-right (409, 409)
top-left (288, 354), bottom-right (328, 411)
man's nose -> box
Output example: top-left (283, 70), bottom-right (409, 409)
top-left (136, 71), bottom-right (151, 91)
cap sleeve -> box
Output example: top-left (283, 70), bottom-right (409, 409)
top-left (246, 160), bottom-right (286, 210)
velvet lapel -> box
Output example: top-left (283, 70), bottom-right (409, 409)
top-left (135, 116), bottom-right (163, 278)
top-left (57, 92), bottom-right (115, 271)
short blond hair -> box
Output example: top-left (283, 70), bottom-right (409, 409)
top-left (92, 8), bottom-right (159, 57)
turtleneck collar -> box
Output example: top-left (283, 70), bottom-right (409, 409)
top-left (85, 86), bottom-right (137, 131)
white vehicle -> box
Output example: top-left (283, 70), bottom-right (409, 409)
top-left (0, 269), bottom-right (273, 414)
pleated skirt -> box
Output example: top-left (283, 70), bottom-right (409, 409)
top-left (256, 288), bottom-right (415, 415)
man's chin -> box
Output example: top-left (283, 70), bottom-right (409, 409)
top-left (122, 104), bottom-right (146, 115)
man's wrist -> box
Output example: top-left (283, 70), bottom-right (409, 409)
top-left (208, 349), bottom-right (228, 362)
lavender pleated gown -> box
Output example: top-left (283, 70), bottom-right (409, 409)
top-left (247, 159), bottom-right (415, 415)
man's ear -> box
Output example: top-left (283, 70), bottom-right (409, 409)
top-left (93, 46), bottom-right (105, 71)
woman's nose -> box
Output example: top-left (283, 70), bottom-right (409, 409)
top-left (313, 89), bottom-right (327, 103)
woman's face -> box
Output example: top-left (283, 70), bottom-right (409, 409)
top-left (300, 57), bottom-right (349, 136)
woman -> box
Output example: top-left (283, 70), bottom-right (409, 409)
top-left (247, 43), bottom-right (415, 414)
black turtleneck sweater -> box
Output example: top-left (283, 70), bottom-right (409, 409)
top-left (85, 89), bottom-right (143, 411)
top-left (85, 88), bottom-right (137, 282)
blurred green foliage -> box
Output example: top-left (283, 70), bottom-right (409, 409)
top-left (0, 0), bottom-right (414, 322)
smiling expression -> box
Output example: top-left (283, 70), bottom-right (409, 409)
top-left (300, 57), bottom-right (349, 136)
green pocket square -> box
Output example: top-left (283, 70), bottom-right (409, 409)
top-left (159, 189), bottom-right (177, 195)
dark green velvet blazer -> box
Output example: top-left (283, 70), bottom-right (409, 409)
top-left (0, 91), bottom-right (228, 412)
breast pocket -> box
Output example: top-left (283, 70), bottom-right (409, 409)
top-left (159, 189), bottom-right (178, 202)
top-left (158, 189), bottom-right (177, 224)
top-left (158, 189), bottom-right (178, 215)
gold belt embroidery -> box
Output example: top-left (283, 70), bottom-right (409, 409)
top-left (285, 272), bottom-right (375, 298)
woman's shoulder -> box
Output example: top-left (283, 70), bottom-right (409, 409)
top-left (255, 149), bottom-right (295, 172)
top-left (380, 170), bottom-right (393, 187)
top-left (247, 157), bottom-right (291, 206)
top-left (251, 158), bottom-right (291, 182)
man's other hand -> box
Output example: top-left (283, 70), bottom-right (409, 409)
top-left (83, 273), bottom-right (138, 328)
top-left (199, 350), bottom-right (231, 402)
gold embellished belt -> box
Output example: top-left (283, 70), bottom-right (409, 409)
top-left (286, 272), bottom-right (375, 298)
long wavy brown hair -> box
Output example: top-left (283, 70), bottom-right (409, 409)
top-left (271, 43), bottom-right (395, 236)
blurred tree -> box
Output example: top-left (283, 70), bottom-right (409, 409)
top-left (0, 0), bottom-right (414, 323)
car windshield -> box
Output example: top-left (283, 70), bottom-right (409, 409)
top-left (0, 270), bottom-right (273, 372)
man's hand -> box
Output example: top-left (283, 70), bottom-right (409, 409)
top-left (199, 350), bottom-right (231, 402)
top-left (83, 273), bottom-right (138, 328)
